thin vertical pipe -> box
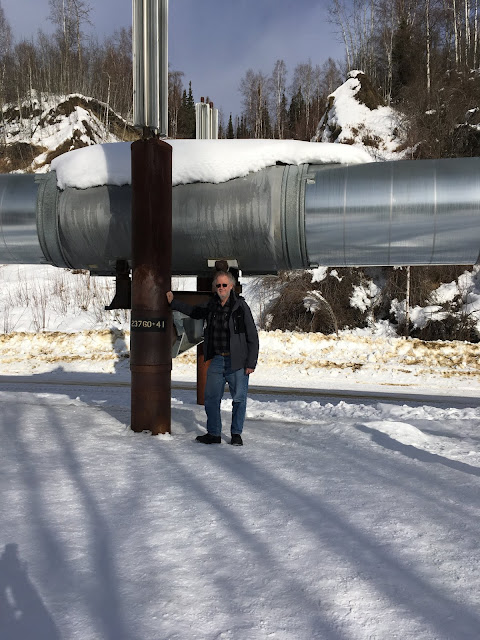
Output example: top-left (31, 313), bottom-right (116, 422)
top-left (132, 0), bottom-right (144, 127)
top-left (196, 276), bottom-right (212, 405)
top-left (132, 0), bottom-right (168, 135)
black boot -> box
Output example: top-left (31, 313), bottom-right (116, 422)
top-left (196, 433), bottom-right (221, 444)
top-left (230, 434), bottom-right (243, 446)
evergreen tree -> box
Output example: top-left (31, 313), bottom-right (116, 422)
top-left (185, 81), bottom-right (195, 137)
top-left (280, 93), bottom-right (289, 138)
top-left (227, 113), bottom-right (234, 138)
top-left (177, 88), bottom-right (189, 137)
top-left (288, 88), bottom-right (305, 139)
top-left (176, 82), bottom-right (196, 138)
top-left (236, 114), bottom-right (249, 138)
top-left (391, 17), bottom-right (419, 100)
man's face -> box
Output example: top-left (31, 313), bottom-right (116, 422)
top-left (215, 275), bottom-right (233, 302)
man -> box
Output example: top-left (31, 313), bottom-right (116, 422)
top-left (166, 271), bottom-right (259, 446)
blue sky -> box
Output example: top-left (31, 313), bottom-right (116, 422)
top-left (2, 0), bottom-right (345, 120)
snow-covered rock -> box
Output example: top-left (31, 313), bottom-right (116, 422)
top-left (312, 70), bottom-right (411, 160)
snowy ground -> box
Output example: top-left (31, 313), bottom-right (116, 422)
top-left (1, 265), bottom-right (480, 639)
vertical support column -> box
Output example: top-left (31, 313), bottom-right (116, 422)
top-left (196, 275), bottom-right (211, 405)
top-left (130, 138), bottom-right (172, 434)
top-left (196, 345), bottom-right (209, 406)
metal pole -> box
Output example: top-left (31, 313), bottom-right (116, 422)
top-left (195, 276), bottom-right (212, 405)
top-left (133, 0), bottom-right (168, 136)
top-left (196, 344), bottom-right (209, 405)
top-left (130, 138), bottom-right (172, 434)
top-left (131, 0), bottom-right (170, 433)
top-left (132, 0), bottom-right (145, 128)
top-left (405, 265), bottom-right (411, 338)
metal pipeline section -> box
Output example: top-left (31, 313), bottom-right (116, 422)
top-left (1, 156), bottom-right (480, 273)
top-left (0, 174), bottom-right (45, 264)
top-left (305, 158), bottom-right (480, 266)
top-left (34, 165), bottom-right (297, 275)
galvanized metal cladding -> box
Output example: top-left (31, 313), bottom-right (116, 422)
top-left (1, 157), bottom-right (480, 274)
top-left (132, 0), bottom-right (168, 135)
top-left (0, 174), bottom-right (44, 264)
top-left (195, 99), bottom-right (219, 140)
top-left (305, 158), bottom-right (480, 267)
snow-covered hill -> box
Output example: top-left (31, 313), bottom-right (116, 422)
top-left (0, 91), bottom-right (139, 173)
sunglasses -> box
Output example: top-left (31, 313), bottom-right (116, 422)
top-left (216, 283), bottom-right (229, 288)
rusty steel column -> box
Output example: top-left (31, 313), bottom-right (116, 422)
top-left (196, 275), bottom-right (211, 405)
top-left (196, 345), bottom-right (209, 406)
top-left (130, 138), bottom-right (172, 434)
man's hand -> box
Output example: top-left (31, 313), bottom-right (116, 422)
top-left (245, 368), bottom-right (255, 375)
top-left (166, 291), bottom-right (173, 304)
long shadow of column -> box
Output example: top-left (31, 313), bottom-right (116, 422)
top-left (0, 543), bottom-right (61, 640)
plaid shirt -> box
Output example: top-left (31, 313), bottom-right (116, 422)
top-left (212, 296), bottom-right (231, 355)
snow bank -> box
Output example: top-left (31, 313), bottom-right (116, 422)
top-left (50, 139), bottom-right (373, 190)
top-left (2, 328), bottom-right (480, 398)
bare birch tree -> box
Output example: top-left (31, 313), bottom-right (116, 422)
top-left (0, 1), bottom-right (12, 146)
top-left (48, 0), bottom-right (92, 90)
top-left (475, 0), bottom-right (479, 66)
top-left (269, 59), bottom-right (287, 139)
top-left (320, 58), bottom-right (343, 95)
top-left (378, 0), bottom-right (396, 103)
top-left (0, 1), bottom-right (12, 100)
top-left (452, 0), bottom-right (461, 66)
top-left (329, 0), bottom-right (354, 69)
top-left (426, 0), bottom-right (432, 100)
top-left (240, 69), bottom-right (270, 138)
top-left (168, 70), bottom-right (184, 138)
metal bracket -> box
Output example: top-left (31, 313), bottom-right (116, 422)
top-left (105, 259), bottom-right (132, 310)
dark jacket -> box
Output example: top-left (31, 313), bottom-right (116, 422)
top-left (170, 291), bottom-right (259, 371)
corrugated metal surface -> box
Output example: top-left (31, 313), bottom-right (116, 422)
top-left (305, 158), bottom-right (480, 266)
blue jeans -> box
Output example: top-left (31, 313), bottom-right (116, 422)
top-left (204, 355), bottom-right (249, 437)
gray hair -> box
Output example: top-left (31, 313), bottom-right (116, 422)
top-left (212, 270), bottom-right (235, 291)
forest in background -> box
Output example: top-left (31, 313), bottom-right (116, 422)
top-left (0, 0), bottom-right (341, 141)
top-left (2, 0), bottom-right (480, 156)
top-left (236, 0), bottom-right (480, 156)
top-left (330, 0), bottom-right (480, 158)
